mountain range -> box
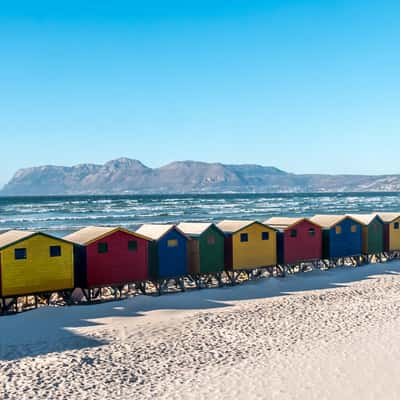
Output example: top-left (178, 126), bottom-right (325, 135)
top-left (1, 158), bottom-right (400, 195)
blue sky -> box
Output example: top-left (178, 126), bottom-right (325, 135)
top-left (0, 0), bottom-right (399, 185)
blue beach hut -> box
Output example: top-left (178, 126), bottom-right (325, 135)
top-left (136, 224), bottom-right (188, 280)
top-left (310, 215), bottom-right (362, 259)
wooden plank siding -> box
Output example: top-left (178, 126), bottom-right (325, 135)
top-left (311, 215), bottom-right (363, 259)
top-left (266, 218), bottom-right (322, 265)
top-left (218, 221), bottom-right (277, 271)
top-left (198, 225), bottom-right (225, 273)
top-left (388, 217), bottom-right (400, 251)
top-left (178, 223), bottom-right (225, 275)
top-left (378, 213), bottom-right (400, 252)
top-left (0, 233), bottom-right (74, 297)
top-left (65, 227), bottom-right (151, 289)
top-left (136, 225), bottom-right (189, 280)
top-left (347, 215), bottom-right (385, 254)
top-left (187, 239), bottom-right (200, 274)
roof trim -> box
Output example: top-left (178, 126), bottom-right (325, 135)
top-left (266, 217), bottom-right (322, 230)
top-left (292, 218), bottom-right (322, 230)
top-left (219, 220), bottom-right (278, 234)
top-left (177, 222), bottom-right (225, 238)
top-left (311, 215), bottom-right (360, 229)
top-left (346, 214), bottom-right (384, 226)
top-left (0, 231), bottom-right (74, 251)
top-left (235, 221), bottom-right (279, 234)
top-left (136, 224), bottom-right (190, 241)
top-left (378, 213), bottom-right (400, 223)
top-left (83, 227), bottom-right (152, 245)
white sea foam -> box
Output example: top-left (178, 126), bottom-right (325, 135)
top-left (1, 193), bottom-right (400, 233)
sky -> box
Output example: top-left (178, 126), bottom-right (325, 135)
top-left (0, 0), bottom-right (399, 185)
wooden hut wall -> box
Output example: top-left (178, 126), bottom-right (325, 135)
top-left (321, 229), bottom-right (331, 259)
top-left (363, 218), bottom-right (384, 254)
top-left (85, 230), bottom-right (149, 288)
top-left (73, 244), bottom-right (87, 288)
top-left (0, 234), bottom-right (74, 297)
top-left (187, 239), bottom-right (200, 274)
top-left (232, 223), bottom-right (277, 270)
top-left (277, 231), bottom-right (285, 264)
top-left (155, 229), bottom-right (188, 279)
top-left (327, 218), bottom-right (362, 258)
top-left (223, 235), bottom-right (234, 270)
top-left (198, 225), bottom-right (225, 274)
top-left (148, 241), bottom-right (159, 279)
top-left (388, 218), bottom-right (400, 251)
top-left (282, 220), bottom-right (322, 265)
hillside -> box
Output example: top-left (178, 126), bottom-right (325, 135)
top-left (1, 158), bottom-right (400, 195)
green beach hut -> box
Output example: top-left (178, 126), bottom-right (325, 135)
top-left (346, 214), bottom-right (385, 255)
top-left (177, 222), bottom-right (225, 276)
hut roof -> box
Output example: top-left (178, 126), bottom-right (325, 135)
top-left (264, 217), bottom-right (317, 230)
top-left (346, 214), bottom-right (383, 226)
top-left (177, 222), bottom-right (217, 237)
top-left (377, 212), bottom-right (400, 223)
top-left (136, 224), bottom-right (187, 240)
top-left (310, 214), bottom-right (351, 228)
top-left (0, 230), bottom-right (72, 250)
top-left (64, 226), bottom-right (149, 245)
top-left (217, 220), bottom-right (257, 233)
top-left (0, 230), bottom-right (36, 250)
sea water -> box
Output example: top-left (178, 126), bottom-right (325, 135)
top-left (0, 193), bottom-right (399, 237)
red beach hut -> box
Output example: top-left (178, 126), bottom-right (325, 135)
top-left (64, 226), bottom-right (151, 290)
top-left (264, 217), bottom-right (322, 265)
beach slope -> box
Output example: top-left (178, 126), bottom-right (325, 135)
top-left (2, 262), bottom-right (400, 399)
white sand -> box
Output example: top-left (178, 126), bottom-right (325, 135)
top-left (2, 262), bottom-right (400, 399)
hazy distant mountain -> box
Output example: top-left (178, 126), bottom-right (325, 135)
top-left (1, 158), bottom-right (400, 195)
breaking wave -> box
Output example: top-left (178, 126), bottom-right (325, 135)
top-left (0, 193), bottom-right (399, 236)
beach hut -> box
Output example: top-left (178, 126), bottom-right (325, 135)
top-left (135, 224), bottom-right (188, 280)
top-left (346, 214), bottom-right (384, 256)
top-left (64, 226), bottom-right (151, 290)
top-left (177, 222), bottom-right (225, 276)
top-left (377, 213), bottom-right (400, 253)
top-left (216, 220), bottom-right (277, 271)
top-left (310, 215), bottom-right (362, 259)
top-left (265, 217), bottom-right (322, 265)
top-left (0, 230), bottom-right (74, 299)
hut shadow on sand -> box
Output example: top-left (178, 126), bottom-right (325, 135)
top-left (1, 261), bottom-right (400, 361)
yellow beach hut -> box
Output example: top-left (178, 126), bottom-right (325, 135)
top-left (216, 220), bottom-right (277, 271)
top-left (377, 213), bottom-right (400, 253)
top-left (0, 230), bottom-right (74, 298)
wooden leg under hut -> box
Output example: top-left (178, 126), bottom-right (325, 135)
top-left (59, 290), bottom-right (74, 306)
top-left (276, 265), bottom-right (286, 277)
top-left (0, 297), bottom-right (18, 314)
top-left (136, 281), bottom-right (147, 295)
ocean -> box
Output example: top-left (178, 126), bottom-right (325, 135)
top-left (1, 193), bottom-right (400, 237)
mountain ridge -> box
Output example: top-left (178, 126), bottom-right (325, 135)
top-left (1, 158), bottom-right (400, 195)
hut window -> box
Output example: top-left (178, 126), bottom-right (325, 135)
top-left (98, 243), bottom-right (108, 254)
top-left (50, 245), bottom-right (62, 257)
top-left (351, 225), bottom-right (357, 233)
top-left (394, 222), bottom-right (400, 230)
top-left (207, 235), bottom-right (215, 245)
top-left (128, 240), bottom-right (138, 252)
top-left (14, 248), bottom-right (27, 260)
top-left (167, 239), bottom-right (178, 248)
top-left (262, 232), bottom-right (269, 240)
top-left (308, 228), bottom-right (315, 237)
top-left (290, 229), bottom-right (297, 238)
top-left (240, 233), bottom-right (248, 242)
top-left (336, 225), bottom-right (342, 235)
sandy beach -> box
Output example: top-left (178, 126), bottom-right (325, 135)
top-left (2, 262), bottom-right (400, 399)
